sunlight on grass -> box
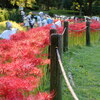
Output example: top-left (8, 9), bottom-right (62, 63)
top-left (63, 42), bottom-right (100, 100)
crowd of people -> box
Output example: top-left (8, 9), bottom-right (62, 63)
top-left (0, 8), bottom-right (100, 40)
top-left (0, 10), bottom-right (62, 40)
top-left (20, 10), bottom-right (54, 30)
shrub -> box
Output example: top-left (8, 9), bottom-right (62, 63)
top-left (48, 11), bottom-right (54, 17)
top-left (92, 6), bottom-right (100, 16)
top-left (8, 9), bottom-right (22, 22)
top-left (32, 5), bottom-right (40, 10)
top-left (0, 8), bottom-right (9, 21)
top-left (48, 10), bottom-right (79, 16)
top-left (0, 8), bottom-right (22, 22)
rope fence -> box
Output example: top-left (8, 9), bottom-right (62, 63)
top-left (62, 27), bottom-right (66, 35)
top-left (68, 26), bottom-right (87, 32)
top-left (49, 21), bottom-right (100, 100)
top-left (90, 28), bottom-right (100, 31)
top-left (56, 48), bottom-right (79, 100)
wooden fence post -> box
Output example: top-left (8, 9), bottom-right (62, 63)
top-left (48, 29), bottom-right (57, 59)
top-left (50, 33), bottom-right (63, 100)
top-left (50, 29), bottom-right (57, 35)
top-left (86, 21), bottom-right (90, 46)
top-left (63, 21), bottom-right (68, 52)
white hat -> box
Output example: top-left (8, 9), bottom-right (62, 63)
top-left (6, 21), bottom-right (12, 30)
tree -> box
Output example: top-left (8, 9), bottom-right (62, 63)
top-left (87, 0), bottom-right (96, 16)
top-left (0, 0), bottom-right (12, 8)
top-left (72, 0), bottom-right (85, 15)
top-left (10, 0), bottom-right (36, 8)
top-left (63, 0), bottom-right (73, 10)
top-left (73, 0), bottom-right (98, 16)
top-left (0, 0), bottom-right (36, 8)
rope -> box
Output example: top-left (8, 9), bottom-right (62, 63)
top-left (90, 27), bottom-right (100, 31)
top-left (62, 27), bottom-right (66, 35)
top-left (68, 26), bottom-right (87, 32)
top-left (56, 48), bottom-right (79, 100)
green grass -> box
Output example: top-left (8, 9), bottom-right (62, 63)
top-left (62, 42), bottom-right (100, 100)
top-left (34, 31), bottom-right (100, 99)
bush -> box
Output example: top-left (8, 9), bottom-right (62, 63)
top-left (0, 15), bottom-right (5, 21)
top-left (0, 8), bottom-right (22, 22)
top-left (92, 6), bottom-right (100, 16)
top-left (48, 10), bottom-right (79, 16)
top-left (48, 11), bottom-right (54, 17)
top-left (0, 8), bottom-right (9, 21)
top-left (9, 9), bottom-right (22, 22)
top-left (32, 5), bottom-right (39, 10)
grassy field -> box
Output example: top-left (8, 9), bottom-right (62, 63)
top-left (62, 42), bottom-right (100, 100)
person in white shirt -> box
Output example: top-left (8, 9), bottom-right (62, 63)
top-left (23, 15), bottom-right (30, 30)
top-left (0, 21), bottom-right (18, 40)
top-left (20, 10), bottom-right (25, 21)
top-left (27, 12), bottom-right (33, 21)
top-left (37, 15), bottom-right (42, 27)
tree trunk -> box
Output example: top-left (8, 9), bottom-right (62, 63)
top-left (88, 0), bottom-right (93, 16)
top-left (79, 5), bottom-right (82, 16)
top-left (46, 0), bottom-right (50, 10)
top-left (60, 0), bottom-right (64, 9)
top-left (24, 0), bottom-right (28, 11)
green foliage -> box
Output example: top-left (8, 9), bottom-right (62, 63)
top-left (10, 0), bottom-right (36, 8)
top-left (9, 9), bottom-right (22, 22)
top-left (48, 10), bottom-right (79, 16)
top-left (92, 6), bottom-right (100, 15)
top-left (0, 8), bottom-right (9, 21)
top-left (48, 11), bottom-right (54, 17)
top-left (0, 8), bottom-right (22, 22)
top-left (32, 5), bottom-right (39, 10)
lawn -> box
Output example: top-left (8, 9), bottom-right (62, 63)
top-left (62, 42), bottom-right (100, 100)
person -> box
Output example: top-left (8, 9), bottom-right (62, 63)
top-left (39, 11), bottom-right (44, 21)
top-left (23, 15), bottom-right (30, 30)
top-left (29, 15), bottom-right (36, 28)
top-left (27, 12), bottom-right (32, 21)
top-left (55, 20), bottom-right (62, 27)
top-left (20, 10), bottom-right (25, 21)
top-left (37, 15), bottom-right (42, 27)
top-left (42, 17), bottom-right (48, 26)
top-left (0, 21), bottom-right (18, 40)
top-left (6, 21), bottom-right (12, 30)
top-left (47, 16), bottom-right (53, 24)
top-left (39, 12), bottom-right (44, 17)
top-left (19, 6), bottom-right (24, 11)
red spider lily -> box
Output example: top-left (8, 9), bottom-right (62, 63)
top-left (69, 22), bottom-right (86, 34)
top-left (27, 92), bottom-right (54, 100)
top-left (0, 24), bottom-right (53, 99)
top-left (0, 76), bottom-right (39, 96)
top-left (1, 20), bottom-right (100, 100)
top-left (90, 21), bottom-right (100, 32)
top-left (10, 31), bottom-right (29, 41)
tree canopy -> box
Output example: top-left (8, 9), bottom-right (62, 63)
top-left (0, 0), bottom-right (99, 15)
top-left (0, 0), bottom-right (36, 8)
